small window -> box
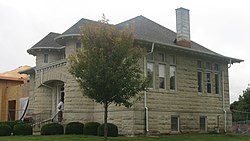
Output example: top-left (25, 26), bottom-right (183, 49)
top-left (146, 51), bottom-right (154, 60)
top-left (200, 116), bottom-right (207, 132)
top-left (76, 42), bottom-right (81, 48)
top-left (169, 55), bottom-right (176, 65)
top-left (206, 62), bottom-right (211, 70)
top-left (206, 73), bottom-right (212, 93)
top-left (197, 60), bottom-right (202, 69)
top-left (197, 71), bottom-right (203, 93)
top-left (158, 53), bottom-right (165, 62)
top-left (171, 116), bottom-right (179, 131)
top-left (214, 63), bottom-right (219, 71)
top-left (215, 74), bottom-right (220, 94)
top-left (147, 62), bottom-right (154, 88)
top-left (159, 64), bottom-right (165, 89)
top-left (44, 54), bottom-right (48, 63)
top-left (170, 66), bottom-right (176, 90)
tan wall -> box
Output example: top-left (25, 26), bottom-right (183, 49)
top-left (0, 80), bottom-right (29, 121)
top-left (36, 50), bottom-right (64, 67)
top-left (27, 39), bottom-right (232, 135)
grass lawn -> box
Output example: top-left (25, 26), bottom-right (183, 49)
top-left (0, 134), bottom-right (249, 141)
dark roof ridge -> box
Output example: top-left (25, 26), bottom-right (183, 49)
top-left (117, 15), bottom-right (176, 35)
top-left (61, 18), bottom-right (98, 35)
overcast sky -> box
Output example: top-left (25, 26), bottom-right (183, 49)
top-left (0, 0), bottom-right (249, 103)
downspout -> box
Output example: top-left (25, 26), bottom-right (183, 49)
top-left (144, 43), bottom-right (154, 135)
top-left (222, 59), bottom-right (232, 133)
top-left (40, 70), bottom-right (52, 89)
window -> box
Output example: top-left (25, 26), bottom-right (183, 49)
top-left (159, 64), bottom-right (165, 89)
top-left (197, 71), bottom-right (203, 93)
top-left (206, 62), bottom-right (211, 70)
top-left (146, 51), bottom-right (154, 60)
top-left (147, 62), bottom-right (154, 88)
top-left (215, 74), bottom-right (220, 94)
top-left (171, 116), bottom-right (179, 131)
top-left (170, 66), bottom-right (176, 90)
top-left (214, 63), bottom-right (219, 71)
top-left (158, 53), bottom-right (165, 62)
top-left (206, 73), bottom-right (212, 93)
top-left (197, 60), bottom-right (202, 69)
top-left (44, 54), bottom-right (48, 63)
top-left (76, 42), bottom-right (81, 48)
top-left (169, 55), bottom-right (176, 65)
top-left (200, 117), bottom-right (207, 132)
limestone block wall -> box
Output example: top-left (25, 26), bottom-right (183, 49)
top-left (35, 50), bottom-right (64, 67)
top-left (131, 47), bottom-right (232, 134)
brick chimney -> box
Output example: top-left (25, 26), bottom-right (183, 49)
top-left (175, 7), bottom-right (191, 48)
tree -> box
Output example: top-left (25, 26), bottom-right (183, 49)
top-left (68, 17), bottom-right (148, 141)
top-left (230, 87), bottom-right (250, 122)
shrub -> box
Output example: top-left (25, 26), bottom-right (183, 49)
top-left (0, 124), bottom-right (12, 136)
top-left (83, 122), bottom-right (100, 135)
top-left (98, 123), bottom-right (118, 137)
top-left (0, 120), bottom-right (23, 132)
top-left (41, 123), bottom-right (64, 135)
top-left (65, 122), bottom-right (84, 135)
top-left (13, 124), bottom-right (33, 135)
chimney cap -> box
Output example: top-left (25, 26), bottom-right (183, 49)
top-left (176, 7), bottom-right (190, 11)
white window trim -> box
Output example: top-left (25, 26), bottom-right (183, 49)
top-left (206, 72), bottom-right (212, 94)
top-left (200, 116), bottom-right (207, 132)
top-left (147, 61), bottom-right (155, 89)
top-left (197, 70), bottom-right (203, 95)
top-left (159, 63), bottom-right (166, 89)
top-left (170, 65), bottom-right (177, 91)
top-left (171, 116), bottom-right (180, 132)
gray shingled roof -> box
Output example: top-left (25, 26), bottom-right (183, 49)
top-left (29, 16), bottom-right (243, 63)
top-left (117, 16), bottom-right (226, 58)
top-left (62, 18), bottom-right (97, 35)
top-left (31, 32), bottom-right (62, 48)
top-left (27, 32), bottom-right (63, 55)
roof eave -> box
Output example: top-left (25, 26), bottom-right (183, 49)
top-left (27, 46), bottom-right (65, 55)
top-left (136, 39), bottom-right (244, 64)
top-left (55, 34), bottom-right (81, 46)
top-left (19, 67), bottom-right (35, 74)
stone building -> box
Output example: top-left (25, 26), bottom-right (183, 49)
top-left (22, 8), bottom-right (243, 135)
top-left (0, 66), bottom-right (30, 121)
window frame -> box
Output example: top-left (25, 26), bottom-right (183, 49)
top-left (197, 71), bottom-right (203, 94)
top-left (171, 116), bottom-right (180, 132)
top-left (158, 53), bottom-right (165, 62)
top-left (76, 42), bottom-right (82, 49)
top-left (214, 73), bottom-right (220, 94)
top-left (44, 54), bottom-right (48, 63)
top-left (159, 63), bottom-right (166, 89)
top-left (147, 62), bottom-right (154, 89)
top-left (200, 116), bottom-right (207, 132)
top-left (170, 65), bottom-right (176, 91)
top-left (206, 72), bottom-right (212, 94)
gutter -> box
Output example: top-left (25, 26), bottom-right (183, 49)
top-left (222, 59), bottom-right (232, 133)
top-left (143, 42), bottom-right (154, 135)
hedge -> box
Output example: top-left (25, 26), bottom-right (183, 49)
top-left (13, 124), bottom-right (33, 135)
top-left (41, 123), bottom-right (64, 135)
top-left (0, 124), bottom-right (12, 136)
top-left (83, 122), bottom-right (100, 135)
top-left (65, 122), bottom-right (84, 135)
top-left (98, 123), bottom-right (118, 137)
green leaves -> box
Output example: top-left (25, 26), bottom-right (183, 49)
top-left (68, 21), bottom-right (148, 107)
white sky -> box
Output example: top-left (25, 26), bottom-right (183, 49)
top-left (0, 0), bottom-right (249, 103)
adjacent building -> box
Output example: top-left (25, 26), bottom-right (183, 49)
top-left (22, 8), bottom-right (243, 135)
top-left (0, 66), bottom-right (30, 121)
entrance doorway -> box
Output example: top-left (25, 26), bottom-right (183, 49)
top-left (8, 100), bottom-right (16, 121)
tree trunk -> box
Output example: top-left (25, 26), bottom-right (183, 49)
top-left (104, 101), bottom-right (108, 141)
